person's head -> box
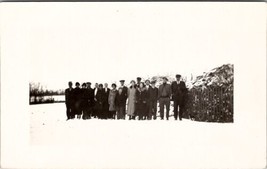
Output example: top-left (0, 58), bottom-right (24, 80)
top-left (137, 77), bottom-right (141, 83)
top-left (111, 83), bottom-right (117, 89)
top-left (95, 83), bottom-right (99, 88)
top-left (176, 74), bottom-right (181, 81)
top-left (145, 80), bottom-right (150, 86)
top-left (151, 81), bottom-right (156, 87)
top-left (140, 82), bottom-right (145, 88)
top-left (68, 81), bottom-right (73, 88)
top-left (130, 80), bottom-right (136, 87)
top-left (75, 82), bottom-right (80, 88)
top-left (86, 82), bottom-right (91, 88)
top-left (163, 77), bottom-right (168, 84)
top-left (99, 84), bottom-right (103, 89)
top-left (120, 80), bottom-right (125, 86)
top-left (82, 83), bottom-right (86, 88)
top-left (104, 83), bottom-right (108, 88)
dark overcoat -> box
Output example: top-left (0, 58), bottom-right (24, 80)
top-left (135, 88), bottom-right (148, 117)
top-left (171, 81), bottom-right (187, 104)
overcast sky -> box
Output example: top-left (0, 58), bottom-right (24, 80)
top-left (3, 3), bottom-right (262, 90)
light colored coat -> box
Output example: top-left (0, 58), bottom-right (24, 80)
top-left (127, 87), bottom-right (136, 116)
top-left (108, 89), bottom-right (117, 111)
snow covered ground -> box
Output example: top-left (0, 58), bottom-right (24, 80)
top-left (30, 102), bottom-right (187, 145)
top-left (29, 103), bottom-right (265, 169)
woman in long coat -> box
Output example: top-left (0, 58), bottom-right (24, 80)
top-left (127, 80), bottom-right (137, 120)
top-left (108, 83), bottom-right (117, 119)
top-left (135, 82), bottom-right (148, 120)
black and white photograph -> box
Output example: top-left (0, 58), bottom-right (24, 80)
top-left (1, 2), bottom-right (266, 169)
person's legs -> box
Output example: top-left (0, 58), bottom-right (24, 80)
top-left (145, 103), bottom-right (149, 120)
top-left (70, 102), bottom-right (75, 119)
top-left (120, 107), bottom-right (124, 119)
top-left (103, 103), bottom-right (108, 119)
top-left (97, 104), bottom-right (102, 119)
top-left (173, 100), bottom-right (178, 120)
top-left (112, 111), bottom-right (116, 119)
top-left (148, 101), bottom-right (153, 120)
top-left (159, 98), bottom-right (164, 119)
top-left (66, 104), bottom-right (71, 120)
top-left (178, 103), bottom-right (184, 120)
top-left (82, 108), bottom-right (86, 119)
top-left (165, 98), bottom-right (170, 120)
top-left (88, 106), bottom-right (93, 119)
top-left (153, 100), bottom-right (158, 120)
top-left (122, 106), bottom-right (126, 119)
top-left (116, 108), bottom-right (120, 120)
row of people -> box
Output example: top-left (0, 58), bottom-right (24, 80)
top-left (65, 74), bottom-right (187, 121)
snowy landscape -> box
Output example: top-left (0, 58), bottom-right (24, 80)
top-left (2, 3), bottom-right (266, 168)
top-left (30, 63), bottom-right (234, 144)
top-left (30, 101), bottom-right (242, 169)
top-left (30, 102), bottom-right (234, 145)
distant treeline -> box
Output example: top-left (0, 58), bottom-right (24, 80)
top-left (29, 82), bottom-right (64, 104)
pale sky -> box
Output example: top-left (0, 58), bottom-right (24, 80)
top-left (3, 3), bottom-right (262, 90)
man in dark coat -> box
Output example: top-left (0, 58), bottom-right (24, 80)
top-left (144, 79), bottom-right (151, 119)
top-left (147, 80), bottom-right (158, 120)
top-left (135, 82), bottom-right (148, 120)
top-left (115, 87), bottom-right (127, 119)
top-left (86, 82), bottom-right (94, 119)
top-left (102, 83), bottom-right (110, 119)
top-left (92, 83), bottom-right (99, 118)
top-left (119, 80), bottom-right (128, 119)
top-left (95, 84), bottom-right (104, 119)
top-left (81, 83), bottom-right (89, 120)
top-left (73, 82), bottom-right (82, 119)
top-left (65, 81), bottom-right (75, 120)
top-left (158, 77), bottom-right (172, 120)
top-left (171, 74), bottom-right (187, 120)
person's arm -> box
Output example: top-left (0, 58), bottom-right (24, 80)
top-left (158, 86), bottom-right (161, 99)
top-left (115, 93), bottom-right (118, 107)
top-left (108, 92), bottom-right (111, 104)
top-left (182, 81), bottom-right (186, 92)
top-left (144, 90), bottom-right (148, 103)
top-left (171, 82), bottom-right (174, 95)
top-left (156, 88), bottom-right (159, 101)
top-left (169, 85), bottom-right (172, 97)
top-left (127, 88), bottom-right (130, 98)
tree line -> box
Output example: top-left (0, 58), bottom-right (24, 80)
top-left (29, 82), bottom-right (64, 104)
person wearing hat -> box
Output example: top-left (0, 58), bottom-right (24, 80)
top-left (135, 82), bottom-right (149, 120)
top-left (65, 81), bottom-right (75, 120)
top-left (158, 77), bottom-right (172, 120)
top-left (102, 83), bottom-right (110, 119)
top-left (119, 80), bottom-right (128, 119)
top-left (108, 83), bottom-right (117, 119)
top-left (147, 80), bottom-right (158, 120)
top-left (136, 77), bottom-right (142, 88)
top-left (171, 74), bottom-right (187, 120)
top-left (144, 79), bottom-right (151, 119)
top-left (73, 82), bottom-right (82, 119)
top-left (127, 80), bottom-right (137, 120)
top-left (86, 82), bottom-right (94, 119)
top-left (92, 83), bottom-right (99, 118)
top-left (95, 84), bottom-right (104, 119)
top-left (81, 83), bottom-right (89, 120)
top-left (115, 87), bottom-right (127, 119)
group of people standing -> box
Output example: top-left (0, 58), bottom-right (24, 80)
top-left (65, 74), bottom-right (187, 121)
